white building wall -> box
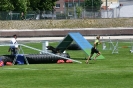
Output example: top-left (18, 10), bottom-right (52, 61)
top-left (101, 5), bottom-right (133, 18)
top-left (101, 8), bottom-right (120, 18)
top-left (119, 5), bottom-right (133, 17)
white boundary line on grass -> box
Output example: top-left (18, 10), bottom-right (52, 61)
top-left (3, 68), bottom-right (67, 71)
top-left (2, 67), bottom-right (80, 71)
top-left (3, 68), bottom-right (39, 70)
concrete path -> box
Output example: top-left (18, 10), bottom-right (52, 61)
top-left (0, 36), bottom-right (133, 42)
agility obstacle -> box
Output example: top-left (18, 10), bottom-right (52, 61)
top-left (56, 32), bottom-right (105, 59)
top-left (102, 37), bottom-right (113, 50)
top-left (102, 37), bottom-right (133, 54)
top-left (130, 38), bottom-right (133, 53)
top-left (0, 43), bottom-right (82, 65)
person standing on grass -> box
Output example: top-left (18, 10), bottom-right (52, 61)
top-left (86, 35), bottom-right (101, 64)
top-left (8, 34), bottom-right (19, 55)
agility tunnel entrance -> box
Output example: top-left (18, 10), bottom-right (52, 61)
top-left (56, 32), bottom-right (105, 59)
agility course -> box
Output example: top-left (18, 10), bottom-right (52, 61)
top-left (1, 33), bottom-right (133, 66)
top-left (0, 32), bottom-right (105, 65)
top-left (1, 35), bottom-right (133, 88)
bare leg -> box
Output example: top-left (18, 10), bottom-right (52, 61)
top-left (86, 54), bottom-right (93, 64)
top-left (8, 48), bottom-right (11, 52)
top-left (94, 52), bottom-right (101, 60)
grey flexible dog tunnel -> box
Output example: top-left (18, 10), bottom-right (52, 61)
top-left (0, 53), bottom-right (70, 64)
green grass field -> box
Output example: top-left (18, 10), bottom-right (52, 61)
top-left (0, 41), bottom-right (133, 88)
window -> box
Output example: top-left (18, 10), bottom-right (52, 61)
top-left (68, 12), bottom-right (73, 16)
top-left (56, 12), bottom-right (60, 15)
top-left (68, 3), bottom-right (73, 7)
top-left (55, 4), bottom-right (60, 8)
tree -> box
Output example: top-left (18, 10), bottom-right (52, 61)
top-left (0, 0), bottom-right (14, 20)
top-left (28, 0), bottom-right (40, 11)
top-left (38, 0), bottom-right (58, 11)
top-left (28, 0), bottom-right (58, 11)
top-left (11, 0), bottom-right (30, 13)
top-left (28, 0), bottom-right (58, 19)
top-left (85, 0), bottom-right (102, 11)
top-left (0, 0), bottom-right (58, 19)
top-left (76, 6), bottom-right (83, 18)
top-left (10, 0), bottom-right (30, 19)
top-left (0, 0), bottom-right (14, 11)
top-left (29, 0), bottom-right (58, 19)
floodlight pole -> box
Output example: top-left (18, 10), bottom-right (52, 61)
top-left (73, 0), bottom-right (76, 19)
top-left (106, 0), bottom-right (107, 10)
top-left (106, 0), bottom-right (108, 18)
top-left (92, 0), bottom-right (93, 18)
top-left (84, 0), bottom-right (85, 18)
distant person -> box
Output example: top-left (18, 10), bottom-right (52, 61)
top-left (21, 12), bottom-right (25, 20)
top-left (8, 34), bottom-right (19, 55)
top-left (86, 35), bottom-right (101, 64)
